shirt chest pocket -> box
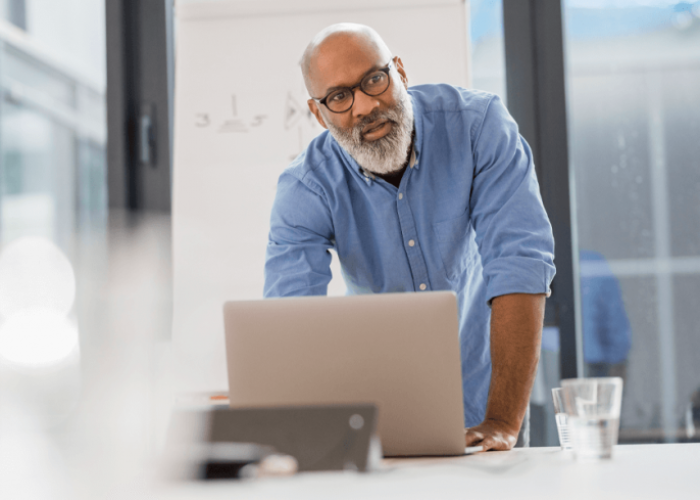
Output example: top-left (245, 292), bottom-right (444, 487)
top-left (432, 212), bottom-right (474, 281)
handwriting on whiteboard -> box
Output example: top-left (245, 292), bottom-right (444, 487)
top-left (194, 95), bottom-right (269, 133)
top-left (192, 91), bottom-right (322, 163)
top-left (194, 92), bottom-right (319, 135)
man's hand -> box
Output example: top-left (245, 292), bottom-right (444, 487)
top-left (464, 419), bottom-right (519, 451)
top-left (466, 293), bottom-right (546, 452)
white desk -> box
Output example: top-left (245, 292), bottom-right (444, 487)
top-left (155, 443), bottom-right (698, 500)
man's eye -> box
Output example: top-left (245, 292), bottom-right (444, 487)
top-left (330, 91), bottom-right (348, 102)
top-left (368, 74), bottom-right (383, 84)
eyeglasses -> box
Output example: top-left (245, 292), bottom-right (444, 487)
top-left (313, 61), bottom-right (393, 114)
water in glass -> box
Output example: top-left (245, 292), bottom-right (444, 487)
top-left (569, 416), bottom-right (620, 460)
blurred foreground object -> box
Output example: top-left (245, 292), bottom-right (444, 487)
top-left (0, 237), bottom-right (79, 368)
top-left (163, 404), bottom-right (379, 480)
top-left (198, 443), bottom-right (297, 480)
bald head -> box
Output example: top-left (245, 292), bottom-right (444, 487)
top-left (301, 23), bottom-right (393, 96)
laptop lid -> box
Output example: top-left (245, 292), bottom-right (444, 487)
top-left (223, 291), bottom-right (465, 456)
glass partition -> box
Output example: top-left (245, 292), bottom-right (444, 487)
top-left (563, 0), bottom-right (700, 443)
top-left (0, 0), bottom-right (107, 247)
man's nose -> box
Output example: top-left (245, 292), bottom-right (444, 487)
top-left (352, 89), bottom-right (381, 120)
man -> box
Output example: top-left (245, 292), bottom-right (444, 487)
top-left (264, 24), bottom-right (555, 451)
top-left (579, 249), bottom-right (631, 381)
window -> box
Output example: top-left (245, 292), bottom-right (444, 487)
top-left (469, 0), bottom-right (506, 101)
top-left (563, 0), bottom-right (700, 443)
top-left (0, 1), bottom-right (106, 381)
top-left (0, 0), bottom-right (107, 248)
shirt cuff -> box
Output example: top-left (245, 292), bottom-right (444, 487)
top-left (483, 256), bottom-right (556, 305)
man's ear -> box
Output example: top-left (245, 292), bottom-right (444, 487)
top-left (394, 56), bottom-right (408, 89)
top-left (307, 100), bottom-right (328, 129)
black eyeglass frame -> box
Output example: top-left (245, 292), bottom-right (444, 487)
top-left (312, 61), bottom-right (394, 114)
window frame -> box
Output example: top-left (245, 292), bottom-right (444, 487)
top-left (503, 0), bottom-right (583, 380)
top-left (105, 0), bottom-right (173, 212)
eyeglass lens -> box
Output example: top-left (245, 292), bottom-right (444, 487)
top-left (325, 69), bottom-right (390, 113)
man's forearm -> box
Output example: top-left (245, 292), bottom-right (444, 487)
top-left (485, 293), bottom-right (545, 435)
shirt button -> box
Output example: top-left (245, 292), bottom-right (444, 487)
top-left (419, 283), bottom-right (427, 291)
top-left (408, 239), bottom-right (415, 247)
top-left (398, 193), bottom-right (403, 200)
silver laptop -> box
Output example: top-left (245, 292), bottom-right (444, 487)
top-left (222, 291), bottom-right (465, 456)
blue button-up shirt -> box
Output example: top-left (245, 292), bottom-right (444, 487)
top-left (264, 84), bottom-right (555, 426)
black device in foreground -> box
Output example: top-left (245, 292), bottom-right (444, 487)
top-left (204, 404), bottom-right (378, 476)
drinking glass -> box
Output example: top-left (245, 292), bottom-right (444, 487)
top-left (551, 387), bottom-right (573, 450)
top-left (560, 377), bottom-right (623, 461)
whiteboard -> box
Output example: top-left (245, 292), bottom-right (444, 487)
top-left (172, 0), bottom-right (470, 392)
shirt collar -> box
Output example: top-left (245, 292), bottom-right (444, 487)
top-left (335, 142), bottom-right (375, 185)
top-left (409, 142), bottom-right (418, 169)
top-left (410, 91), bottom-right (423, 170)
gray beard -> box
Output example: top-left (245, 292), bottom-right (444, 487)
top-left (326, 86), bottom-right (414, 175)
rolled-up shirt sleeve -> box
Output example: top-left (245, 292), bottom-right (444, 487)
top-left (264, 172), bottom-right (334, 297)
top-left (469, 95), bottom-right (556, 304)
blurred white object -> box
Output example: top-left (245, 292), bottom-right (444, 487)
top-left (0, 237), bottom-right (76, 318)
top-left (252, 453), bottom-right (299, 478)
top-left (0, 237), bottom-right (79, 369)
top-left (0, 309), bottom-right (79, 367)
top-left (685, 404), bottom-right (695, 440)
top-left (0, 397), bottom-right (71, 500)
top-left (0, 238), bottom-right (82, 452)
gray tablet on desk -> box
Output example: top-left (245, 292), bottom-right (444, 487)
top-left (208, 405), bottom-right (378, 472)
top-left (223, 291), bottom-right (466, 457)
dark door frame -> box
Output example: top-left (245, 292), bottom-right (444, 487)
top-left (105, 0), bottom-right (174, 212)
top-left (503, 0), bottom-right (583, 379)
